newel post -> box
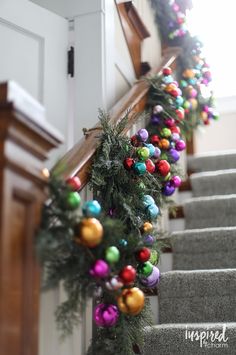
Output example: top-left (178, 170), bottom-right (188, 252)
top-left (0, 82), bottom-right (63, 355)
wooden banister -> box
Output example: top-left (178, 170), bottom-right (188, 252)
top-left (0, 81), bottom-right (62, 355)
top-left (53, 47), bottom-right (181, 187)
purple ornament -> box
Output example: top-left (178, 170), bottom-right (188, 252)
top-left (175, 140), bottom-right (186, 151)
top-left (140, 266), bottom-right (160, 288)
top-left (137, 128), bottom-right (149, 142)
top-left (90, 260), bottom-right (110, 278)
top-left (153, 147), bottom-right (161, 159)
top-left (151, 114), bottom-right (161, 125)
top-left (163, 182), bottom-right (175, 196)
top-left (171, 133), bottom-right (180, 142)
top-left (94, 303), bottom-right (119, 327)
top-left (144, 235), bottom-right (155, 246)
top-left (171, 175), bottom-right (182, 188)
top-left (169, 148), bottom-right (180, 162)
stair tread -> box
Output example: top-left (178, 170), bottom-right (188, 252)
top-left (188, 150), bottom-right (236, 172)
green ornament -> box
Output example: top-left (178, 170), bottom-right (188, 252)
top-left (180, 80), bottom-right (188, 88)
top-left (150, 250), bottom-right (159, 265)
top-left (67, 191), bottom-right (81, 209)
top-left (163, 172), bottom-right (171, 182)
top-left (213, 112), bottom-right (219, 120)
top-left (183, 100), bottom-right (191, 109)
top-left (161, 128), bottom-right (171, 138)
top-left (133, 162), bottom-right (146, 175)
top-left (137, 147), bottom-right (150, 161)
top-left (160, 152), bottom-right (168, 161)
top-left (137, 261), bottom-right (153, 277)
top-left (105, 246), bottom-right (120, 263)
top-left (139, 182), bottom-right (146, 190)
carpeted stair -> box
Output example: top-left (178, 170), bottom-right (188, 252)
top-left (143, 151), bottom-right (236, 354)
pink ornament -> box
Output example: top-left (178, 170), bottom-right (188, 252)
top-left (171, 175), bottom-right (182, 188)
top-left (189, 88), bottom-right (197, 98)
top-left (175, 139), bottom-right (186, 151)
top-left (94, 304), bottom-right (119, 327)
top-left (90, 259), bottom-right (110, 278)
top-left (172, 3), bottom-right (179, 12)
top-left (165, 118), bottom-right (175, 127)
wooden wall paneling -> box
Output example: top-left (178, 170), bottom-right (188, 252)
top-left (0, 82), bottom-right (62, 355)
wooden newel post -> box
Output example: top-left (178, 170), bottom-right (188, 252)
top-left (0, 82), bottom-right (62, 355)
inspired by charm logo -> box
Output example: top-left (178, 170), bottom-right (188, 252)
top-left (185, 325), bottom-right (229, 349)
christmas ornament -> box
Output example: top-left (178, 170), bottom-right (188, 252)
top-left (147, 204), bottom-right (160, 220)
top-left (105, 246), bottom-right (120, 263)
top-left (90, 259), bottom-right (110, 278)
top-left (150, 250), bottom-right (159, 265)
top-left (142, 222), bottom-right (153, 233)
top-left (144, 143), bottom-right (155, 157)
top-left (67, 191), bottom-right (81, 209)
top-left (156, 160), bottom-right (170, 176)
top-left (123, 157), bottom-right (134, 170)
top-left (119, 239), bottom-right (128, 247)
top-left (66, 176), bottom-right (82, 191)
top-left (165, 118), bottom-right (175, 127)
top-left (142, 195), bottom-right (155, 208)
top-left (145, 159), bottom-right (155, 173)
top-left (151, 114), bottom-right (161, 125)
top-left (133, 162), bottom-right (147, 175)
top-left (153, 105), bottom-right (163, 113)
top-left (94, 303), bottom-right (119, 327)
top-left (82, 200), bottom-right (101, 217)
top-left (150, 134), bottom-right (160, 146)
top-left (137, 261), bottom-right (153, 277)
top-left (163, 67), bottom-right (172, 76)
top-left (135, 247), bottom-right (151, 262)
top-left (131, 135), bottom-right (141, 147)
top-left (105, 276), bottom-right (124, 291)
top-left (119, 265), bottom-right (136, 285)
top-left (175, 139), bottom-right (186, 151)
top-left (160, 128), bottom-right (171, 138)
top-left (168, 148), bottom-right (180, 162)
top-left (137, 128), bottom-right (149, 142)
top-left (163, 182), bottom-right (175, 196)
top-left (143, 235), bottom-right (155, 246)
top-left (74, 218), bottom-right (103, 247)
top-left (171, 175), bottom-right (182, 188)
top-left (153, 147), bottom-right (161, 159)
top-left (159, 138), bottom-right (170, 150)
top-left (117, 287), bottom-right (145, 316)
top-left (140, 266), bottom-right (160, 288)
top-left (137, 147), bottom-right (150, 161)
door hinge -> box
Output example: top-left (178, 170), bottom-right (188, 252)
top-left (68, 46), bottom-right (74, 77)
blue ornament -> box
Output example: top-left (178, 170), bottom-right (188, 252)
top-left (175, 96), bottom-right (184, 107)
top-left (144, 143), bottom-right (156, 157)
top-left (82, 200), bottom-right (101, 217)
top-left (163, 75), bottom-right (173, 84)
top-left (188, 78), bottom-right (197, 85)
top-left (147, 204), bottom-right (159, 220)
top-left (143, 195), bottom-right (155, 208)
top-left (119, 239), bottom-right (128, 247)
top-left (133, 162), bottom-right (146, 175)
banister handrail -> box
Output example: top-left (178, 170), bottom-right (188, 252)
top-left (52, 47), bottom-right (181, 187)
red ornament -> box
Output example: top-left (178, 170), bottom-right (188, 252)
top-left (156, 160), bottom-right (170, 176)
top-left (145, 159), bottom-right (155, 173)
top-left (176, 108), bottom-right (185, 120)
top-left (135, 247), bottom-right (151, 262)
top-left (66, 176), bottom-right (82, 191)
top-left (163, 67), bottom-right (172, 76)
top-left (119, 265), bottom-right (136, 285)
top-left (170, 89), bottom-right (179, 98)
top-left (131, 135), bottom-right (140, 147)
top-left (170, 126), bottom-right (181, 134)
top-left (123, 158), bottom-right (134, 170)
top-left (150, 135), bottom-right (160, 146)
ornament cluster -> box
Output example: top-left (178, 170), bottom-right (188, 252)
top-left (167, 0), bottom-right (188, 40)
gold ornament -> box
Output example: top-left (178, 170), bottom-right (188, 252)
top-left (182, 69), bottom-right (195, 79)
top-left (142, 222), bottom-right (153, 233)
top-left (117, 287), bottom-right (145, 316)
top-left (74, 218), bottom-right (103, 247)
top-left (189, 98), bottom-right (198, 110)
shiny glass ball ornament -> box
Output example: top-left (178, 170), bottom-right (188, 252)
top-left (144, 234), bottom-right (155, 246)
top-left (94, 303), bottom-right (119, 327)
top-left (175, 139), bottom-right (186, 151)
top-left (142, 195), bottom-right (155, 208)
top-left (137, 261), bottom-right (153, 277)
top-left (117, 287), bottom-right (145, 316)
top-left (145, 159), bottom-right (155, 173)
top-left (82, 200), bottom-right (101, 217)
top-left (171, 133), bottom-right (180, 142)
top-left (182, 68), bottom-right (195, 79)
top-left (123, 157), bottom-right (135, 170)
top-left (175, 96), bottom-right (184, 107)
top-left (67, 191), bottom-right (81, 209)
top-left (133, 162), bottom-right (147, 175)
top-left (156, 160), bottom-right (171, 176)
top-left (119, 239), bottom-right (128, 247)
top-left (189, 98), bottom-right (198, 110)
top-left (160, 128), bottom-right (171, 138)
top-left (213, 111), bottom-right (219, 120)
top-left (168, 148), bottom-right (180, 163)
top-left (165, 118), bottom-right (175, 127)
top-left (131, 135), bottom-right (141, 147)
top-left (135, 247), bottom-right (151, 262)
top-left (162, 67), bottom-right (172, 76)
top-left (105, 246), bottom-right (120, 263)
top-left (159, 138), bottom-right (170, 150)
top-left (153, 147), bottom-right (161, 159)
top-left (151, 114), bottom-right (161, 125)
top-left (137, 128), bottom-right (149, 142)
top-left (119, 265), bottom-right (136, 285)
top-left (142, 222), bottom-right (153, 233)
top-left (66, 176), bottom-right (82, 191)
top-left (163, 182), bottom-right (175, 196)
top-left (180, 79), bottom-right (188, 88)
top-left (176, 108), bottom-right (185, 120)
top-left (89, 259), bottom-right (110, 278)
top-left (171, 175), bottom-right (182, 188)
top-left (105, 276), bottom-right (123, 291)
top-left (150, 134), bottom-right (160, 146)
top-left (163, 172), bottom-right (171, 182)
top-left (137, 147), bottom-right (150, 161)
top-left (144, 143), bottom-right (155, 157)
top-left (163, 75), bottom-right (174, 84)
top-left (147, 204), bottom-right (160, 220)
top-left (170, 126), bottom-right (181, 134)
top-left (160, 152), bottom-right (168, 161)
top-left (183, 100), bottom-right (191, 110)
top-left (150, 250), bottom-right (159, 265)
top-left (153, 105), bottom-right (163, 114)
top-left (140, 266), bottom-right (160, 288)
top-left (74, 218), bottom-right (103, 247)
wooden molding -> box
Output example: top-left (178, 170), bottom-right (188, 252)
top-left (169, 205), bottom-right (184, 219)
top-left (116, 1), bottom-right (150, 78)
top-left (179, 178), bottom-right (191, 192)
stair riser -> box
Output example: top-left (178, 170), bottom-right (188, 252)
top-left (188, 152), bottom-right (236, 172)
top-left (191, 172), bottom-right (236, 197)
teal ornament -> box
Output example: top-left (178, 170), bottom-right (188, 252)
top-left (147, 204), bottom-right (159, 220)
top-left (105, 246), bottom-right (120, 263)
top-left (137, 261), bottom-right (153, 277)
top-left (144, 143), bottom-right (155, 157)
top-left (163, 75), bottom-right (173, 84)
top-left (119, 239), bottom-right (128, 247)
top-left (82, 200), bottom-right (101, 217)
top-left (175, 96), bottom-right (184, 107)
top-left (142, 195), bottom-right (155, 208)
top-left (67, 191), bottom-right (81, 209)
top-left (133, 162), bottom-right (146, 175)
top-left (188, 78), bottom-right (197, 85)
top-left (180, 80), bottom-right (188, 88)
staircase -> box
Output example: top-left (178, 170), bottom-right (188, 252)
top-left (143, 150), bottom-right (236, 354)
